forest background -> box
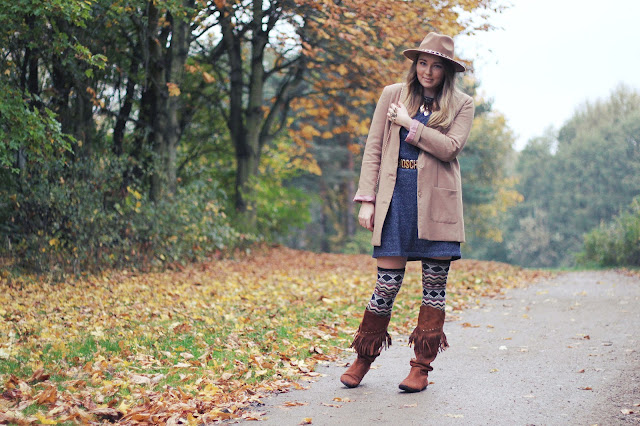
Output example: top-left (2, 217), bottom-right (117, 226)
top-left (1, 0), bottom-right (639, 276)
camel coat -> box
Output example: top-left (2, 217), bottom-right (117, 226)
top-left (354, 83), bottom-right (474, 245)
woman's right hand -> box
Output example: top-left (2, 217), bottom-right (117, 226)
top-left (358, 202), bottom-right (375, 232)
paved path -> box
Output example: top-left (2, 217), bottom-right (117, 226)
top-left (242, 271), bottom-right (640, 425)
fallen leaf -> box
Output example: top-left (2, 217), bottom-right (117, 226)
top-left (34, 385), bottom-right (57, 405)
top-left (620, 409), bottom-right (634, 415)
top-left (28, 369), bottom-right (50, 384)
top-left (130, 374), bottom-right (152, 385)
top-left (35, 413), bottom-right (57, 424)
top-left (242, 411), bottom-right (266, 420)
top-left (580, 387), bottom-right (593, 390)
top-left (90, 407), bottom-right (123, 422)
top-left (300, 417), bottom-right (312, 424)
top-left (321, 402), bottom-right (342, 408)
top-left (577, 369), bottom-right (585, 373)
top-left (283, 401), bottom-right (308, 407)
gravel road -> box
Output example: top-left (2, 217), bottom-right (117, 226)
top-left (241, 271), bottom-right (640, 425)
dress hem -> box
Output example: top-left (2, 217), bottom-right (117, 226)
top-left (372, 251), bottom-right (461, 262)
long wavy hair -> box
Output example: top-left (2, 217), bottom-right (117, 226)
top-left (402, 55), bottom-right (459, 129)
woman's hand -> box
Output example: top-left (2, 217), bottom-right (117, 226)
top-left (358, 202), bottom-right (375, 232)
top-left (387, 102), bottom-right (412, 129)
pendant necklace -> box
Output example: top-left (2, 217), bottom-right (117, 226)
top-left (419, 96), bottom-right (435, 116)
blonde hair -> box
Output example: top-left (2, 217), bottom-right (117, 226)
top-left (402, 56), bottom-right (459, 129)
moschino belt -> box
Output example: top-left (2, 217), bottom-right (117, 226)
top-left (398, 158), bottom-right (418, 169)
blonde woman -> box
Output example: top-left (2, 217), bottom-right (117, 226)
top-left (341, 33), bottom-right (474, 392)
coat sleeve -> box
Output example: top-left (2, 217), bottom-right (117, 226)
top-left (354, 85), bottom-right (393, 203)
top-left (406, 95), bottom-right (474, 162)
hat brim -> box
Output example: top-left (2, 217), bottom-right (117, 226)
top-left (403, 49), bottom-right (466, 72)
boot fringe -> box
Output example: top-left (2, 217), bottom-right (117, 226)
top-left (350, 327), bottom-right (392, 356)
top-left (408, 329), bottom-right (448, 354)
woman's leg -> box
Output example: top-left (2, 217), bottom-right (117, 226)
top-left (399, 257), bottom-right (452, 392)
top-left (420, 257), bottom-right (451, 311)
top-left (366, 256), bottom-right (407, 316)
top-left (340, 256), bottom-right (407, 388)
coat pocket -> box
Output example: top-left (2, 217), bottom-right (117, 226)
top-left (430, 187), bottom-right (459, 224)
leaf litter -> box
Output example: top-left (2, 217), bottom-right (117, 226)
top-left (0, 247), bottom-right (548, 423)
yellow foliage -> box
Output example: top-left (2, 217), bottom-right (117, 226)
top-left (299, 125), bottom-right (321, 140)
top-left (166, 82), bottom-right (181, 97)
top-left (202, 72), bottom-right (215, 83)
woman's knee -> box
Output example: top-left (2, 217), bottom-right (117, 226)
top-left (377, 256), bottom-right (408, 269)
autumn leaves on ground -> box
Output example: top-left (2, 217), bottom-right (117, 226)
top-left (0, 248), bottom-right (548, 424)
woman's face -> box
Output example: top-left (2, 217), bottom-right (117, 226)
top-left (416, 53), bottom-right (445, 96)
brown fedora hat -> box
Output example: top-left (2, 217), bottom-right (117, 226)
top-left (403, 33), bottom-right (466, 72)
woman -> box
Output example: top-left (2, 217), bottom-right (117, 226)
top-left (340, 33), bottom-right (474, 392)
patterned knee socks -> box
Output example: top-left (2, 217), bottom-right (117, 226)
top-left (421, 259), bottom-right (451, 311)
top-left (366, 267), bottom-right (405, 317)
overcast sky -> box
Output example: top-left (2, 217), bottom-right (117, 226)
top-left (455, 0), bottom-right (640, 150)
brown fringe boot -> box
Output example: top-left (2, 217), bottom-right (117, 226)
top-left (398, 305), bottom-right (448, 392)
top-left (340, 310), bottom-right (392, 388)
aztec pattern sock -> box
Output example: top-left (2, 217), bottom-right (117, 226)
top-left (366, 267), bottom-right (405, 317)
top-left (421, 259), bottom-right (451, 311)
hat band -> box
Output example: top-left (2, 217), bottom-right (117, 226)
top-left (416, 49), bottom-right (455, 62)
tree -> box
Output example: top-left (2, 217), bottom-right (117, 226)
top-left (502, 86), bottom-right (640, 267)
top-left (208, 0), bottom-right (500, 211)
top-left (458, 76), bottom-right (522, 258)
top-left (0, 0), bottom-right (98, 172)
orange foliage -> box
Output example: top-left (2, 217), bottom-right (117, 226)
top-left (290, 0), bottom-right (498, 148)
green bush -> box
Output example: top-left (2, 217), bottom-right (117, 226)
top-left (578, 197), bottom-right (640, 267)
top-left (1, 154), bottom-right (246, 274)
top-left (240, 174), bottom-right (311, 241)
top-left (341, 229), bottom-right (374, 255)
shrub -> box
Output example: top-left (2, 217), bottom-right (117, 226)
top-left (1, 154), bottom-right (245, 275)
top-left (578, 197), bottom-right (640, 267)
top-left (240, 174), bottom-right (311, 242)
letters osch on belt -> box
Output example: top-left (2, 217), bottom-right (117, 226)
top-left (398, 158), bottom-right (418, 169)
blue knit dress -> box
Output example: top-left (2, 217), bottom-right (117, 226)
top-left (373, 111), bottom-right (461, 261)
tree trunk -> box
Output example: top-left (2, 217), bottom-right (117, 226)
top-left (141, 0), bottom-right (168, 202)
top-left (219, 3), bottom-right (251, 211)
top-left (164, 1), bottom-right (194, 195)
top-left (113, 56), bottom-right (139, 157)
top-left (215, 1), bottom-right (306, 212)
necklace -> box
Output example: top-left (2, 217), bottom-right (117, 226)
top-left (419, 96), bottom-right (435, 116)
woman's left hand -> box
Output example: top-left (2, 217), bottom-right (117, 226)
top-left (387, 102), bottom-right (411, 129)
